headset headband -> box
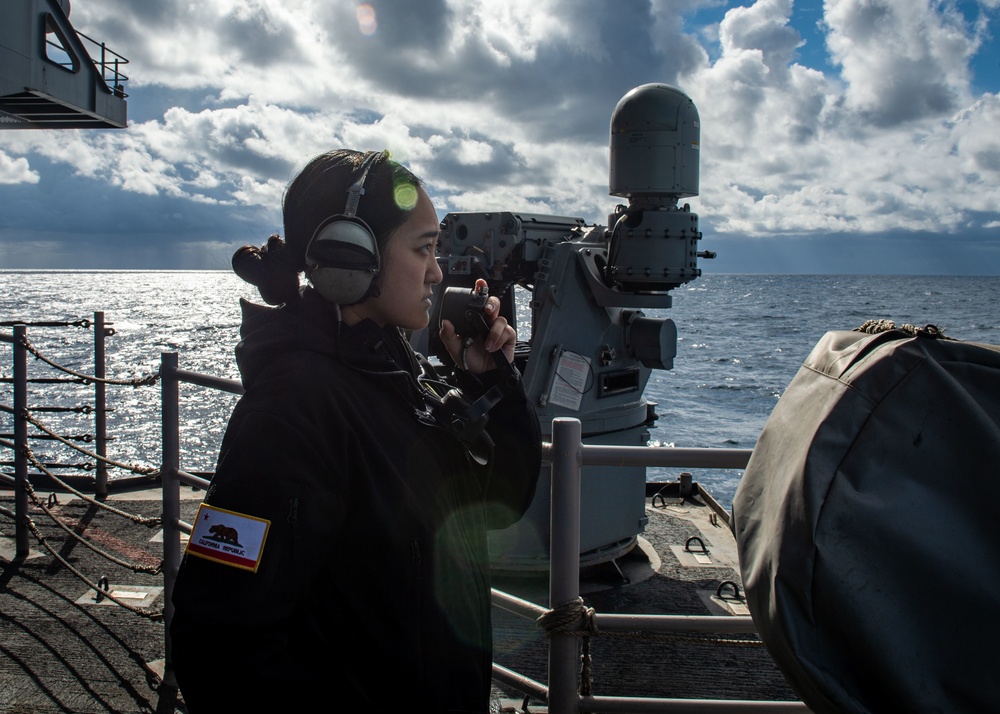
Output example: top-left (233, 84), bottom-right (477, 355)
top-left (304, 149), bottom-right (387, 305)
top-left (343, 150), bottom-right (384, 218)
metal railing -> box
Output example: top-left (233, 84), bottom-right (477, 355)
top-left (77, 31), bottom-right (130, 97)
top-left (156, 351), bottom-right (809, 713)
top-left (1, 315), bottom-right (118, 557)
top-left (44, 29), bottom-right (130, 97)
top-left (1, 325), bottom-right (28, 556)
top-left (3, 323), bottom-right (807, 711)
top-left (158, 352), bottom-right (242, 690)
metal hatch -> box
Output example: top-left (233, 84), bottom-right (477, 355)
top-left (0, 0), bottom-right (128, 129)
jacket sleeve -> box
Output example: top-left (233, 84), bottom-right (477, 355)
top-left (457, 369), bottom-right (542, 530)
top-left (170, 408), bottom-right (345, 625)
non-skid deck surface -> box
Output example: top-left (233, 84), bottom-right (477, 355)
top-left (1, 488), bottom-right (799, 713)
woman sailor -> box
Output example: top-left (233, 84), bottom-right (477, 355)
top-left (169, 148), bottom-right (541, 713)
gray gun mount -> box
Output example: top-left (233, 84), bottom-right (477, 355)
top-left (413, 83), bottom-right (714, 570)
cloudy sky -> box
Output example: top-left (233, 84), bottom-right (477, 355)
top-left (2, 0), bottom-right (999, 274)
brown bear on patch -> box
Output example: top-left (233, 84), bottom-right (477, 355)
top-left (208, 524), bottom-right (240, 544)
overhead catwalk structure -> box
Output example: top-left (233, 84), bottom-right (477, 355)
top-left (0, 0), bottom-right (128, 129)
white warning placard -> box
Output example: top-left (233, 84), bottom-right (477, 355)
top-left (547, 351), bottom-right (591, 411)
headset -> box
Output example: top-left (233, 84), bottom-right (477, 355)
top-left (305, 150), bottom-right (386, 305)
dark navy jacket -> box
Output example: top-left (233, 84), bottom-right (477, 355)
top-left (170, 288), bottom-right (541, 713)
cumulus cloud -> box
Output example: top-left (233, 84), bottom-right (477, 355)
top-left (682, 0), bottom-right (1000, 242)
top-left (824, 0), bottom-right (975, 123)
top-left (1, 0), bottom-right (999, 271)
top-left (0, 151), bottom-right (40, 184)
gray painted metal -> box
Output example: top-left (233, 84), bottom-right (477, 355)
top-left (0, 0), bottom-right (128, 129)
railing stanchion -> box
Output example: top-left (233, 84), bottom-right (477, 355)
top-left (160, 351), bottom-right (181, 689)
top-left (13, 324), bottom-right (30, 558)
top-left (94, 311), bottom-right (108, 497)
top-left (548, 417), bottom-right (583, 714)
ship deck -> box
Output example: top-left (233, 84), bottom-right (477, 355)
top-left (0, 481), bottom-right (802, 713)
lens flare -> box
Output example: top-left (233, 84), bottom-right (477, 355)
top-left (356, 4), bottom-right (377, 36)
top-left (394, 181), bottom-right (418, 211)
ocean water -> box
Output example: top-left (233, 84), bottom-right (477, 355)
top-left (2, 270), bottom-right (999, 510)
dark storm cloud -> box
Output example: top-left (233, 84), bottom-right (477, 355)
top-left (324, 1), bottom-right (704, 142)
top-left (2, 159), bottom-right (269, 239)
top-left (216, 4), bottom-right (304, 68)
top-left (422, 135), bottom-right (528, 189)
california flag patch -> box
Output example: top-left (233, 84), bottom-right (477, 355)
top-left (186, 503), bottom-right (270, 572)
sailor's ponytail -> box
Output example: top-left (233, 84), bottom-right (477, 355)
top-left (231, 233), bottom-right (300, 305)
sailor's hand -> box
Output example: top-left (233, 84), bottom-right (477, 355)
top-left (439, 279), bottom-right (516, 373)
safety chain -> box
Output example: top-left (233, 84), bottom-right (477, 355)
top-left (19, 334), bottom-right (160, 387)
top-left (574, 627), bottom-right (764, 648)
top-left (21, 514), bottom-right (164, 621)
top-left (23, 409), bottom-right (159, 476)
top-left (19, 477), bottom-right (162, 576)
top-left (1, 321), bottom-right (166, 619)
top-left (855, 319), bottom-right (954, 340)
top-left (536, 597), bottom-right (767, 695)
top-left (0, 319), bottom-right (92, 328)
top-left (22, 444), bottom-right (161, 528)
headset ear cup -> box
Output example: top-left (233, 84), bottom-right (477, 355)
top-left (305, 215), bottom-right (380, 304)
top-left (310, 264), bottom-right (376, 305)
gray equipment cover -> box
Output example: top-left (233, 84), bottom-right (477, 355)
top-left (732, 327), bottom-right (1000, 713)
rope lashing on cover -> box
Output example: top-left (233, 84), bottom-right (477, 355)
top-left (855, 319), bottom-right (953, 339)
